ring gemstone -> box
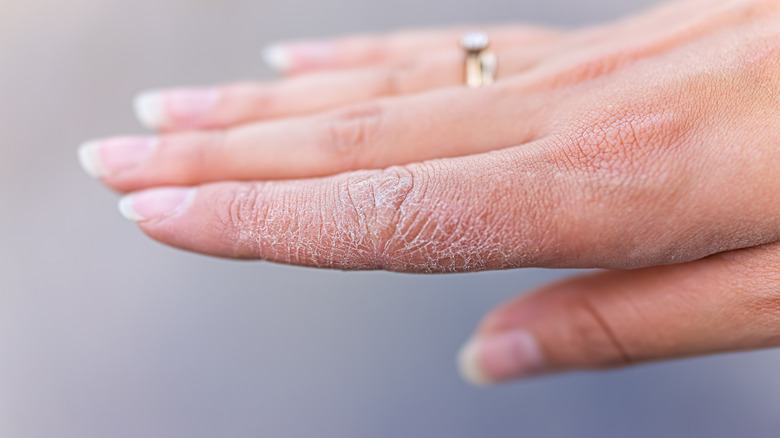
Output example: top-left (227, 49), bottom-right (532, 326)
top-left (460, 31), bottom-right (490, 52)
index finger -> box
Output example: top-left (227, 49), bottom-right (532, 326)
top-left (115, 132), bottom-right (775, 272)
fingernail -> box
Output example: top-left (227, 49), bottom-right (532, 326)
top-left (262, 41), bottom-right (334, 73)
top-left (262, 43), bottom-right (291, 72)
top-left (134, 91), bottom-right (166, 130)
top-left (458, 331), bottom-right (545, 386)
top-left (78, 137), bottom-right (156, 179)
top-left (119, 187), bottom-right (196, 222)
top-left (134, 88), bottom-right (220, 130)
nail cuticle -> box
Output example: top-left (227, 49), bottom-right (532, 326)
top-left (119, 187), bottom-right (196, 223)
top-left (458, 330), bottom-right (545, 386)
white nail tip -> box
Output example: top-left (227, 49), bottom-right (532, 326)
top-left (77, 141), bottom-right (103, 179)
top-left (133, 91), bottom-right (165, 130)
top-left (118, 196), bottom-right (143, 222)
top-left (457, 340), bottom-right (492, 387)
top-left (262, 44), bottom-right (290, 72)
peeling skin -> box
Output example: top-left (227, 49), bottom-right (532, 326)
top-left (376, 163), bottom-right (519, 272)
top-left (176, 151), bottom-right (560, 273)
top-left (136, 1), bottom-right (780, 272)
top-left (144, 81), bottom-right (780, 273)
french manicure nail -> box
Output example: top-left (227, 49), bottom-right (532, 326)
top-left (78, 140), bottom-right (103, 179)
top-left (458, 331), bottom-right (545, 386)
top-left (119, 187), bottom-right (196, 222)
top-left (77, 137), bottom-right (156, 179)
top-left (262, 41), bottom-right (334, 72)
top-left (262, 43), bottom-right (291, 72)
top-left (133, 91), bottom-right (166, 130)
top-left (134, 88), bottom-right (220, 130)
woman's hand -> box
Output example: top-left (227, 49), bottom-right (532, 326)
top-left (79, 0), bottom-right (780, 385)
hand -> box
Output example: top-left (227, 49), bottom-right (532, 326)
top-left (79, 0), bottom-right (780, 385)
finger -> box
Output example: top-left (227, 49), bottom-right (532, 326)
top-left (115, 133), bottom-right (780, 271)
top-left (133, 2), bottom-right (716, 133)
top-left (458, 242), bottom-right (780, 385)
top-left (261, 25), bottom-right (561, 75)
top-left (133, 49), bottom-right (544, 132)
top-left (260, 0), bottom-right (714, 76)
top-left (87, 85), bottom-right (556, 191)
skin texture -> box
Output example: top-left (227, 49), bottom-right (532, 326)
top-left (83, 0), bottom-right (780, 384)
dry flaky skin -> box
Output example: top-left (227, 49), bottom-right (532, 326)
top-left (87, 0), bottom-right (780, 383)
top-left (142, 5), bottom-right (780, 272)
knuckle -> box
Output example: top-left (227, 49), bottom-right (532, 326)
top-left (337, 167), bottom-right (421, 270)
top-left (558, 107), bottom-right (679, 177)
top-left (538, 1), bottom-right (777, 89)
top-left (372, 167), bottom-right (420, 257)
top-left (562, 54), bottom-right (625, 86)
top-left (369, 35), bottom-right (393, 63)
top-left (204, 130), bottom-right (229, 165)
top-left (537, 50), bottom-right (633, 89)
top-left (370, 163), bottom-right (479, 272)
top-left (225, 82), bottom-right (277, 119)
top-left (726, 245), bottom-right (780, 345)
top-left (343, 160), bottom-right (517, 273)
top-left (548, 105), bottom-right (696, 266)
top-left (162, 131), bottom-right (227, 183)
top-left (752, 294), bottom-right (780, 347)
top-left (380, 61), bottom-right (419, 96)
top-left (322, 103), bottom-right (385, 167)
top-left (215, 183), bottom-right (267, 257)
top-left (560, 292), bottom-right (636, 369)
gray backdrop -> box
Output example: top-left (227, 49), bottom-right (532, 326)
top-left (2, 0), bottom-right (780, 436)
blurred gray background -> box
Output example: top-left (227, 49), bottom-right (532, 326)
top-left (2, 0), bottom-right (780, 437)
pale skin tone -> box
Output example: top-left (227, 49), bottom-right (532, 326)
top-left (79, 0), bottom-right (780, 384)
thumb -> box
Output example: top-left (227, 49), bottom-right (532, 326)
top-left (458, 243), bottom-right (780, 385)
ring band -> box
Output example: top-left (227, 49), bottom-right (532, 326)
top-left (461, 31), bottom-right (496, 88)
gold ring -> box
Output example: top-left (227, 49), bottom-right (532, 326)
top-left (461, 31), bottom-right (496, 88)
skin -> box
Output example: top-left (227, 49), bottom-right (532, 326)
top-left (84, 0), bottom-right (780, 384)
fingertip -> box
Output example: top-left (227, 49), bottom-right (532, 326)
top-left (262, 43), bottom-right (291, 73)
top-left (77, 140), bottom-right (103, 179)
top-left (458, 331), bottom-right (545, 386)
top-left (263, 41), bottom-right (335, 74)
top-left (458, 339), bottom-right (494, 387)
top-left (118, 187), bottom-right (196, 223)
top-left (133, 91), bottom-right (166, 130)
top-left (118, 194), bottom-right (142, 222)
